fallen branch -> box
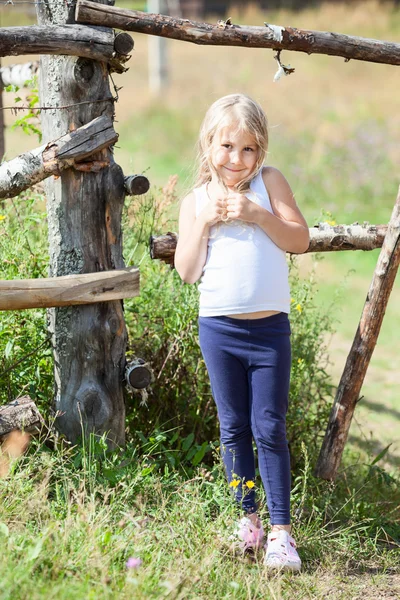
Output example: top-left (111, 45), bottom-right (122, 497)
top-left (150, 223), bottom-right (388, 265)
top-left (315, 186), bottom-right (400, 480)
top-left (76, 0), bottom-right (400, 66)
top-left (0, 267), bottom-right (140, 311)
top-left (0, 115), bottom-right (118, 199)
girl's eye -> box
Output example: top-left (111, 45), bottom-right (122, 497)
top-left (222, 144), bottom-right (231, 148)
top-left (244, 147), bottom-right (254, 152)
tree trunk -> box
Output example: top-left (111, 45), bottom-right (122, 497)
top-left (36, 0), bottom-right (128, 448)
top-left (0, 115), bottom-right (118, 199)
top-left (315, 187), bottom-right (400, 480)
top-left (76, 0), bottom-right (400, 66)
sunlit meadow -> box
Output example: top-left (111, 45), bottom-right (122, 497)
top-left (0, 2), bottom-right (399, 598)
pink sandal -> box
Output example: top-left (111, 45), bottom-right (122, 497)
top-left (235, 516), bottom-right (265, 551)
top-left (264, 530), bottom-right (301, 571)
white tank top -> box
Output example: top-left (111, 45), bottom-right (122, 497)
top-left (194, 168), bottom-right (290, 317)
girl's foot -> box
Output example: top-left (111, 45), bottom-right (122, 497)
top-left (235, 516), bottom-right (265, 551)
top-left (264, 530), bottom-right (301, 571)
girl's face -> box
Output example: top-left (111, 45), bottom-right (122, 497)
top-left (211, 125), bottom-right (259, 188)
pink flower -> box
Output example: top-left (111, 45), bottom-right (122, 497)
top-left (126, 557), bottom-right (142, 569)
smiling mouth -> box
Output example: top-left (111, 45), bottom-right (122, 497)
top-left (224, 167), bottom-right (244, 172)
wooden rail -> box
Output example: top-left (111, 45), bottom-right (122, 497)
top-left (150, 224), bottom-right (388, 265)
top-left (76, 0), bottom-right (400, 66)
top-left (0, 25), bottom-right (133, 72)
top-left (0, 116), bottom-right (118, 199)
top-left (0, 267), bottom-right (139, 311)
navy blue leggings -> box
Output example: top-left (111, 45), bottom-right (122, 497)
top-left (198, 312), bottom-right (292, 525)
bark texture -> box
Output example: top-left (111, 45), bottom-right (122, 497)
top-left (0, 397), bottom-right (44, 440)
top-left (36, 0), bottom-right (128, 447)
top-left (149, 224), bottom-right (388, 265)
top-left (0, 25), bottom-right (131, 72)
top-left (76, 0), bottom-right (400, 66)
top-left (315, 187), bottom-right (400, 480)
top-left (0, 116), bottom-right (118, 199)
top-left (0, 267), bottom-right (139, 311)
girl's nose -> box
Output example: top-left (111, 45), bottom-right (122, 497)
top-left (230, 150), bottom-right (241, 164)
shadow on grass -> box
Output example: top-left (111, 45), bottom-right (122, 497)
top-left (348, 434), bottom-right (400, 468)
top-left (359, 397), bottom-right (400, 421)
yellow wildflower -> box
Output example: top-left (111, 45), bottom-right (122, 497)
top-left (290, 298), bottom-right (295, 304)
top-left (298, 358), bottom-right (304, 364)
top-left (229, 479), bottom-right (240, 489)
top-left (0, 215), bottom-right (6, 221)
top-left (245, 480), bottom-right (255, 489)
top-left (295, 304), bottom-right (302, 313)
top-left (326, 219), bottom-right (336, 226)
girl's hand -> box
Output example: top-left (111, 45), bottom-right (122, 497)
top-left (226, 191), bottom-right (256, 222)
top-left (199, 195), bottom-right (228, 225)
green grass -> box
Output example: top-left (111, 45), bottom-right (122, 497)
top-left (0, 437), bottom-right (399, 600)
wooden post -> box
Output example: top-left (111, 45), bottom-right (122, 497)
top-left (147, 0), bottom-right (168, 94)
top-left (315, 187), bottom-right (400, 480)
top-left (36, 1), bottom-right (128, 448)
top-left (0, 58), bottom-right (4, 162)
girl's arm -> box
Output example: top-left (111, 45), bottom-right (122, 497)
top-left (174, 193), bottom-right (209, 284)
top-left (225, 167), bottom-right (310, 253)
top-left (175, 191), bottom-right (229, 283)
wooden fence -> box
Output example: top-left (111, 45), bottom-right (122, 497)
top-left (0, 0), bottom-right (399, 477)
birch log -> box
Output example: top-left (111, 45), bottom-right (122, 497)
top-left (0, 267), bottom-right (139, 311)
top-left (0, 61), bottom-right (39, 89)
top-left (315, 187), bottom-right (400, 480)
top-left (0, 25), bottom-right (131, 72)
top-left (150, 224), bottom-right (388, 264)
top-left (0, 397), bottom-right (44, 439)
top-left (0, 115), bottom-right (118, 199)
top-left (75, 0), bottom-right (400, 66)
top-left (36, 0), bottom-right (128, 447)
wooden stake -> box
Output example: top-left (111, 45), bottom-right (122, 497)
top-left (315, 187), bottom-right (400, 480)
top-left (36, 0), bottom-right (128, 448)
top-left (75, 0), bottom-right (400, 66)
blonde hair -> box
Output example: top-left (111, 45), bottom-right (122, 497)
top-left (194, 94), bottom-right (268, 192)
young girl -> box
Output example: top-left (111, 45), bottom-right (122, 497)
top-left (174, 94), bottom-right (309, 571)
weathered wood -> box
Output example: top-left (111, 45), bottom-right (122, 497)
top-left (0, 61), bottom-right (39, 89)
top-left (76, 0), bottom-right (400, 66)
top-left (0, 115), bottom-right (118, 199)
top-left (0, 25), bottom-right (114, 62)
top-left (36, 0), bottom-right (128, 448)
top-left (114, 32), bottom-right (135, 55)
top-left (0, 267), bottom-right (139, 311)
top-left (315, 187), bottom-right (400, 480)
top-left (150, 224), bottom-right (388, 264)
top-left (0, 396), bottom-right (44, 439)
top-left (124, 175), bottom-right (150, 196)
